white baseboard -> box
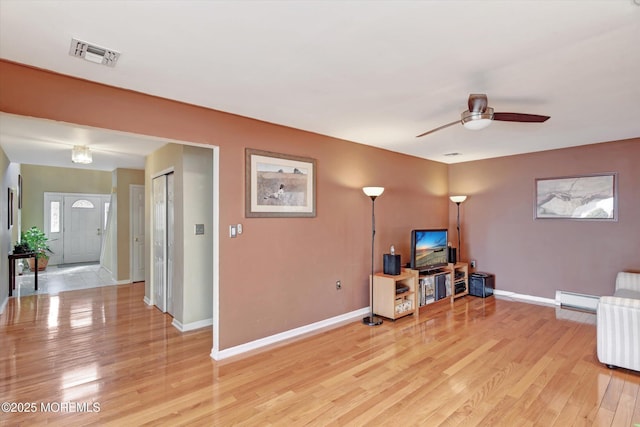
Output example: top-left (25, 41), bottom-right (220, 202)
top-left (211, 307), bottom-right (369, 361)
top-left (0, 296), bottom-right (7, 315)
top-left (143, 296), bottom-right (152, 306)
top-left (173, 318), bottom-right (213, 332)
top-left (493, 289), bottom-right (556, 307)
top-left (209, 290), bottom-right (564, 361)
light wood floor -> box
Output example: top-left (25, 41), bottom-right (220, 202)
top-left (1, 283), bottom-right (638, 426)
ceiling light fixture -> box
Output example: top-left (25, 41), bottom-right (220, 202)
top-left (72, 145), bottom-right (92, 164)
top-left (69, 38), bottom-right (120, 67)
top-left (461, 107), bottom-right (494, 130)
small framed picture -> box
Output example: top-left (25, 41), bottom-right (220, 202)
top-left (8, 187), bottom-right (14, 229)
top-left (245, 149), bottom-right (316, 218)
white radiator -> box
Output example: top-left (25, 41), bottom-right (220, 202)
top-left (556, 290), bottom-right (600, 312)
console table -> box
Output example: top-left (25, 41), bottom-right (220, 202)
top-left (8, 252), bottom-right (38, 297)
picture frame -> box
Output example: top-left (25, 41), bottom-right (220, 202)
top-left (8, 187), bottom-right (14, 229)
top-left (245, 148), bottom-right (316, 218)
top-left (18, 174), bottom-right (22, 209)
top-left (535, 173), bottom-right (617, 220)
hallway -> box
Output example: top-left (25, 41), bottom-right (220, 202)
top-left (11, 263), bottom-right (117, 297)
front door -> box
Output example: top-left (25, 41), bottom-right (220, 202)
top-left (63, 195), bottom-right (102, 264)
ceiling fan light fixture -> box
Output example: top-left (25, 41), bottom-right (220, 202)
top-left (462, 107), bottom-right (494, 130)
top-left (72, 145), bottom-right (92, 164)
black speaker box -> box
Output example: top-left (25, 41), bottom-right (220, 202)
top-left (469, 273), bottom-right (495, 298)
top-left (383, 254), bottom-right (401, 275)
top-left (447, 247), bottom-right (457, 264)
top-left (434, 273), bottom-right (448, 300)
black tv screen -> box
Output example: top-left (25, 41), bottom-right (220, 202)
top-left (410, 229), bottom-right (449, 271)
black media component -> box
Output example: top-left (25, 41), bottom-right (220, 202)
top-left (447, 247), bottom-right (457, 264)
top-left (434, 273), bottom-right (448, 301)
top-left (383, 254), bottom-right (401, 275)
top-left (395, 284), bottom-right (410, 294)
top-left (469, 272), bottom-right (495, 298)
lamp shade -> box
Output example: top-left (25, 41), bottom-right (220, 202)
top-left (449, 195), bottom-right (467, 204)
top-left (72, 145), bottom-right (92, 164)
top-left (362, 187), bottom-right (384, 198)
top-left (461, 108), bottom-right (493, 131)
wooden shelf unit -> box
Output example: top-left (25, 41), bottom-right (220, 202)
top-left (452, 262), bottom-right (469, 300)
top-left (372, 268), bottom-right (419, 320)
top-left (417, 262), bottom-right (469, 308)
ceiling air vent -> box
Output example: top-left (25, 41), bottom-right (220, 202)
top-left (69, 38), bottom-right (120, 67)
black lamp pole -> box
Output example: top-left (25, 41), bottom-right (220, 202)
top-left (363, 187), bottom-right (384, 326)
top-left (450, 195), bottom-right (467, 262)
top-left (455, 201), bottom-right (462, 262)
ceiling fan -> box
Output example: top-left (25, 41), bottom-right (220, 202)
top-left (416, 93), bottom-right (550, 138)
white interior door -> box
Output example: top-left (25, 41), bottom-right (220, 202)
top-left (153, 175), bottom-right (167, 312)
top-left (166, 173), bottom-right (174, 315)
top-left (152, 173), bottom-right (175, 314)
top-left (63, 195), bottom-right (102, 264)
top-left (131, 185), bottom-right (145, 282)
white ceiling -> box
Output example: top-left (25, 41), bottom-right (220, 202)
top-left (0, 113), bottom-right (171, 171)
top-left (1, 0), bottom-right (639, 170)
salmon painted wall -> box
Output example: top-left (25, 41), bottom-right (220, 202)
top-left (448, 139), bottom-right (640, 299)
top-left (0, 60), bottom-right (449, 349)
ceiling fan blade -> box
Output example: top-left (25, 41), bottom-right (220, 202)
top-left (468, 94), bottom-right (488, 113)
top-left (416, 120), bottom-right (460, 138)
top-left (493, 112), bottom-right (550, 123)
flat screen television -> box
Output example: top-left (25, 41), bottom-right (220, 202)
top-left (410, 228), bottom-right (449, 272)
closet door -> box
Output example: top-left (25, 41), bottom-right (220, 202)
top-left (166, 173), bottom-right (175, 315)
top-left (152, 173), bottom-right (174, 314)
top-left (152, 175), bottom-right (167, 312)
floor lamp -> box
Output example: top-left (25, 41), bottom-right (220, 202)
top-left (363, 186), bottom-right (384, 326)
top-left (449, 195), bottom-right (467, 262)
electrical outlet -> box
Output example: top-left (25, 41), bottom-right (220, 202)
top-left (470, 260), bottom-right (476, 268)
top-left (336, 280), bottom-right (342, 290)
top-left (229, 225), bottom-right (237, 238)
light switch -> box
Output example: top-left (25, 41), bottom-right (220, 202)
top-left (237, 224), bottom-right (243, 234)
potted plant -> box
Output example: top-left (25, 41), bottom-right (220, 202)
top-left (21, 226), bottom-right (53, 271)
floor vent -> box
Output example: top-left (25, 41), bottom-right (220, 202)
top-left (69, 38), bottom-right (120, 67)
top-left (556, 290), bottom-right (599, 312)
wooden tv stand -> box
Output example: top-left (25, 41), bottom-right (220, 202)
top-left (371, 263), bottom-right (468, 321)
top-left (416, 263), bottom-right (468, 309)
top-left (372, 268), bottom-right (419, 320)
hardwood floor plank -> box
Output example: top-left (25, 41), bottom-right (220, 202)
top-left (1, 283), bottom-right (639, 425)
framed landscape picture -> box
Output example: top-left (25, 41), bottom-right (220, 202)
top-left (535, 173), bottom-right (617, 220)
top-left (245, 148), bottom-right (316, 218)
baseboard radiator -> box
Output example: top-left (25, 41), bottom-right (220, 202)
top-left (556, 290), bottom-right (600, 312)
